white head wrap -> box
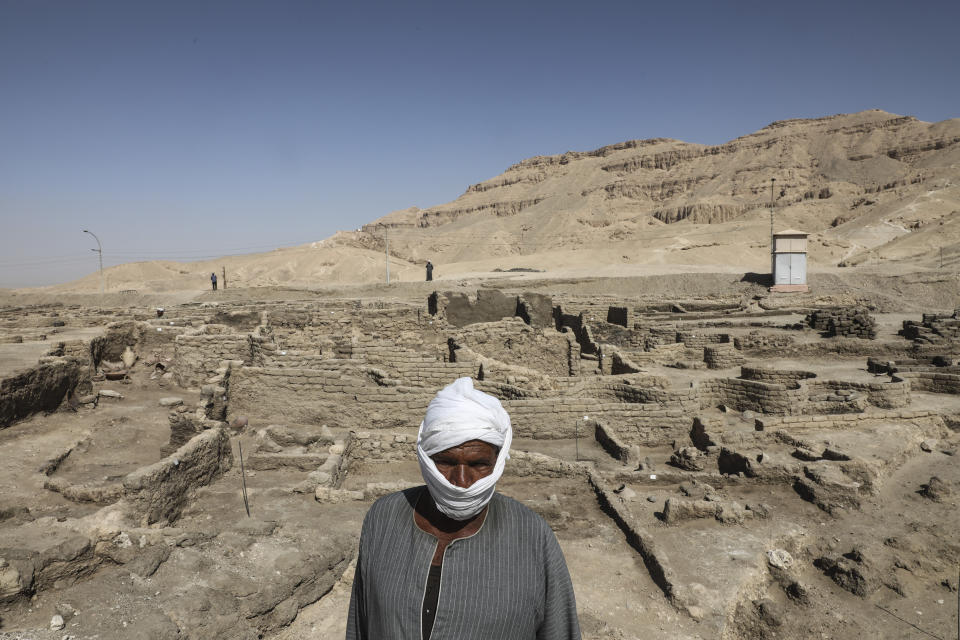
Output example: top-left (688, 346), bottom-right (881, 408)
top-left (417, 377), bottom-right (512, 520)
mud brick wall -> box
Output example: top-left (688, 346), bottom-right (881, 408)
top-left (174, 333), bottom-right (251, 387)
top-left (451, 345), bottom-right (554, 390)
top-left (676, 332), bottom-right (731, 349)
top-left (503, 398), bottom-right (689, 444)
top-left (755, 409), bottom-right (940, 431)
top-left (643, 327), bottom-right (680, 347)
top-left (123, 428), bottom-right (233, 526)
top-left (808, 379), bottom-right (910, 409)
top-left (620, 343), bottom-right (686, 365)
top-left (704, 344), bottom-right (745, 369)
top-left (807, 308), bottom-right (877, 339)
top-left (90, 320), bottom-right (156, 367)
top-left (598, 382), bottom-right (698, 408)
top-left (733, 332), bottom-right (796, 351)
top-left (869, 356), bottom-right (957, 374)
top-left (349, 430), bottom-right (417, 462)
top-left (607, 306), bottom-right (630, 328)
top-left (378, 360), bottom-right (476, 387)
top-left (355, 343), bottom-right (458, 378)
top-left (0, 358), bottom-right (91, 428)
top-left (590, 321), bottom-right (644, 349)
top-left (609, 349), bottom-right (643, 375)
top-left (263, 351), bottom-right (331, 368)
top-left (894, 371), bottom-right (960, 394)
top-left (268, 306), bottom-right (430, 347)
top-left (45, 340), bottom-right (94, 369)
top-left (453, 319), bottom-right (577, 377)
top-left (740, 366), bottom-right (816, 384)
top-left (227, 366), bottom-right (434, 427)
top-left (593, 419), bottom-right (630, 462)
top-left (698, 378), bottom-right (805, 415)
top-left (551, 299), bottom-right (615, 325)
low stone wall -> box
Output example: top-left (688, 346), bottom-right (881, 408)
top-left (676, 332), bottom-right (731, 349)
top-left (350, 430), bottom-right (417, 461)
top-left (755, 409), bottom-right (941, 431)
top-left (505, 399), bottom-right (689, 444)
top-left (264, 351), bottom-right (331, 368)
top-left (740, 366), bottom-right (816, 384)
top-left (733, 331), bottom-right (796, 352)
top-left (267, 305), bottom-right (432, 350)
top-left (609, 348), bottom-right (644, 375)
top-left (808, 379), bottom-right (911, 409)
top-left (227, 366), bottom-right (433, 427)
top-left (122, 428), bottom-right (233, 526)
top-left (174, 332), bottom-right (251, 387)
top-left (0, 358), bottom-right (91, 428)
top-left (703, 344), bottom-right (745, 369)
top-left (593, 419), bottom-right (630, 463)
top-left (620, 343), bottom-right (685, 365)
top-left (598, 382), bottom-right (697, 407)
top-left (867, 356), bottom-right (957, 374)
top-left (895, 371), bottom-right (960, 395)
top-left (698, 377), bottom-right (804, 415)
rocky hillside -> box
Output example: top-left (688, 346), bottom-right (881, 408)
top-left (46, 110), bottom-right (960, 292)
top-left (339, 110), bottom-right (960, 269)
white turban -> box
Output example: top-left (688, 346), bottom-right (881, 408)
top-left (417, 377), bottom-right (512, 520)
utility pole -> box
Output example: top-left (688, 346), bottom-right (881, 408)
top-left (222, 266), bottom-right (227, 289)
top-left (769, 178), bottom-right (776, 278)
top-left (384, 227), bottom-right (390, 284)
top-left (83, 229), bottom-right (104, 294)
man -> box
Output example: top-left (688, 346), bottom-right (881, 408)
top-left (426, 260), bottom-right (434, 282)
top-left (346, 377), bottom-right (580, 639)
top-left (210, 272), bottom-right (217, 291)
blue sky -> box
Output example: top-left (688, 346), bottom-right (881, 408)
top-left (1, 0), bottom-right (958, 286)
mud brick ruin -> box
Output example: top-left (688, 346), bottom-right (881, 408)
top-left (0, 284), bottom-right (958, 640)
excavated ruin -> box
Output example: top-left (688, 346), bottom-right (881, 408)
top-left (0, 283), bottom-right (958, 639)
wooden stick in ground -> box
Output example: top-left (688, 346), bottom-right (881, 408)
top-left (238, 440), bottom-right (251, 517)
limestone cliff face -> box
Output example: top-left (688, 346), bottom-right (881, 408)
top-left (342, 109), bottom-right (960, 271)
top-left (367, 111), bottom-right (958, 236)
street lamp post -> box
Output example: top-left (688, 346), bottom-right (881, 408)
top-left (83, 230), bottom-right (104, 294)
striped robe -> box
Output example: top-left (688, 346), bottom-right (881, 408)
top-left (346, 487), bottom-right (581, 640)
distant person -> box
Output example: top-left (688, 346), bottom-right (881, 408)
top-left (156, 307), bottom-right (164, 318)
top-left (211, 272), bottom-right (218, 291)
top-left (426, 260), bottom-right (434, 282)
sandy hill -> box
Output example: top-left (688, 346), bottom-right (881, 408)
top-left (44, 109), bottom-right (960, 293)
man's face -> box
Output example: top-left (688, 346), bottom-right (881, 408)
top-left (430, 439), bottom-right (498, 489)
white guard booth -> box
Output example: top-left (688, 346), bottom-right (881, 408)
top-left (771, 229), bottom-right (809, 292)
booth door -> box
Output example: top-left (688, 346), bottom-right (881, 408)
top-left (789, 253), bottom-right (806, 284)
top-left (775, 253), bottom-right (807, 285)
top-left (774, 254), bottom-right (792, 284)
